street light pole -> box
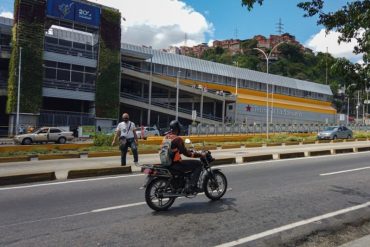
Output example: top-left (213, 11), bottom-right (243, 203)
top-left (16, 47), bottom-right (22, 135)
top-left (175, 70), bottom-right (181, 121)
top-left (254, 42), bottom-right (284, 139)
top-left (253, 47), bottom-right (269, 139)
top-left (233, 61), bottom-right (239, 124)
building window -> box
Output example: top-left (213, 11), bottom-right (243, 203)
top-left (71, 71), bottom-right (83, 83)
top-left (44, 68), bottom-right (56, 79)
top-left (57, 70), bottom-right (70, 81)
top-left (58, 62), bottom-right (70, 70)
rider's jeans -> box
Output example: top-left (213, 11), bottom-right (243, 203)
top-left (172, 160), bottom-right (202, 187)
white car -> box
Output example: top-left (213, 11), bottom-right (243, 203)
top-left (135, 127), bottom-right (160, 139)
top-left (13, 127), bottom-right (74, 145)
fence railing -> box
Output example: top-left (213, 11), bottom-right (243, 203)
top-left (120, 92), bottom-right (222, 122)
top-left (189, 123), bottom-right (370, 135)
top-left (39, 110), bottom-right (95, 127)
top-left (44, 43), bottom-right (97, 60)
top-left (121, 63), bottom-right (235, 100)
top-left (43, 79), bottom-right (95, 92)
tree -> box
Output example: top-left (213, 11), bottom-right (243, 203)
top-left (241, 0), bottom-right (370, 63)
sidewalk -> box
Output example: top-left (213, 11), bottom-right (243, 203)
top-left (339, 235), bottom-right (370, 247)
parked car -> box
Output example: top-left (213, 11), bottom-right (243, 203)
top-left (317, 126), bottom-right (353, 140)
top-left (13, 127), bottom-right (74, 145)
top-left (135, 126), bottom-right (160, 139)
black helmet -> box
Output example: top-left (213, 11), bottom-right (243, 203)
top-left (169, 120), bottom-right (182, 133)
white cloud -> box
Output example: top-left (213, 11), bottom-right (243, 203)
top-left (94, 0), bottom-right (214, 49)
top-left (305, 29), bottom-right (363, 63)
top-left (0, 11), bottom-right (13, 19)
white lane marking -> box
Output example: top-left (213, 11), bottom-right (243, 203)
top-left (0, 188), bottom-right (233, 228)
top-left (0, 212), bottom-right (90, 228)
top-left (91, 202), bottom-right (146, 212)
top-left (0, 174), bottom-right (144, 191)
top-left (215, 201), bottom-right (370, 247)
top-left (320, 166), bottom-right (370, 176)
top-left (2, 150), bottom-right (370, 191)
top-left (216, 150), bottom-right (370, 169)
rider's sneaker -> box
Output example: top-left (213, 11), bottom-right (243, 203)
top-left (134, 162), bottom-right (140, 167)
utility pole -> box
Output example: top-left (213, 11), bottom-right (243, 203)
top-left (16, 47), bottom-right (22, 134)
top-left (325, 47), bottom-right (328, 85)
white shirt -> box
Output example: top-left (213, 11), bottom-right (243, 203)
top-left (116, 121), bottom-right (136, 139)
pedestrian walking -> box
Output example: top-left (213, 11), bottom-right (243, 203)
top-left (112, 113), bottom-right (139, 166)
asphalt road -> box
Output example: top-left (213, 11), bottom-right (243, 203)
top-left (0, 152), bottom-right (370, 247)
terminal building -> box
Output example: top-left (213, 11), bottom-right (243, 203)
top-left (0, 0), bottom-right (336, 136)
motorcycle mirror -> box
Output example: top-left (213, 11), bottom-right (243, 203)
top-left (185, 138), bottom-right (192, 144)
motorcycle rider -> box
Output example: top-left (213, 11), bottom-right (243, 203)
top-left (164, 120), bottom-right (205, 193)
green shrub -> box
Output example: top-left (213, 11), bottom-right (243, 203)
top-left (95, 8), bottom-right (121, 119)
top-left (94, 134), bottom-right (114, 146)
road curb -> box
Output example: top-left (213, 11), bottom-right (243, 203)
top-left (0, 172), bottom-right (56, 186)
top-left (279, 152), bottom-right (305, 159)
top-left (243, 154), bottom-right (273, 163)
top-left (211, 158), bottom-right (236, 166)
top-left (67, 166), bottom-right (132, 179)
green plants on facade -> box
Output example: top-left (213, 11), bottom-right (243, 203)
top-left (6, 0), bottom-right (45, 114)
top-left (95, 8), bottom-right (121, 119)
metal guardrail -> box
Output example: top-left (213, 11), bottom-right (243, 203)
top-left (43, 79), bottom-right (95, 92)
top-left (39, 110), bottom-right (95, 127)
top-left (121, 63), bottom-right (235, 100)
top-left (44, 43), bottom-right (96, 60)
top-left (120, 92), bottom-right (222, 122)
top-left (189, 123), bottom-right (370, 135)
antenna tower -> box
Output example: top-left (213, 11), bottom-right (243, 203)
top-left (234, 27), bottom-right (239, 39)
top-left (276, 18), bottom-right (284, 35)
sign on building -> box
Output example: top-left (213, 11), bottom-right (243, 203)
top-left (47, 0), bottom-right (101, 27)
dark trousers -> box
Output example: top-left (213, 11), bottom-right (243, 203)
top-left (172, 160), bottom-right (202, 187)
top-left (119, 138), bottom-right (138, 166)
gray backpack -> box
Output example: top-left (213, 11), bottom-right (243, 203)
top-left (159, 138), bottom-right (173, 166)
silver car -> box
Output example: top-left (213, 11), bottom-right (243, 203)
top-left (14, 127), bottom-right (74, 145)
top-left (317, 126), bottom-right (353, 140)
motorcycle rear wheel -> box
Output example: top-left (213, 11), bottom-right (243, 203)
top-left (145, 177), bottom-right (176, 211)
top-left (203, 170), bottom-right (227, 200)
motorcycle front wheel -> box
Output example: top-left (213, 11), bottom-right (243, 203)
top-left (145, 177), bottom-right (176, 211)
top-left (203, 170), bottom-right (227, 200)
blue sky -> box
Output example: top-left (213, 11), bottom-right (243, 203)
top-left (183, 0), bottom-right (350, 44)
top-left (0, 0), bottom-right (361, 62)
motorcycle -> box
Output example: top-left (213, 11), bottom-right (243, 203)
top-left (141, 139), bottom-right (228, 211)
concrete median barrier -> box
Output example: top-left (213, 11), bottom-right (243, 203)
top-left (0, 172), bottom-right (56, 186)
top-left (0, 156), bottom-right (29, 163)
top-left (88, 152), bottom-right (120, 158)
top-left (308, 150), bottom-right (331, 156)
top-left (357, 146), bottom-right (370, 152)
top-left (38, 153), bottom-right (80, 160)
top-left (211, 158), bottom-right (236, 166)
top-left (284, 142), bottom-right (300, 146)
top-left (302, 140), bottom-right (316, 144)
top-left (279, 152), bottom-right (305, 159)
top-left (68, 166), bottom-right (132, 179)
top-left (243, 154), bottom-right (273, 163)
top-left (334, 148), bottom-right (354, 154)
